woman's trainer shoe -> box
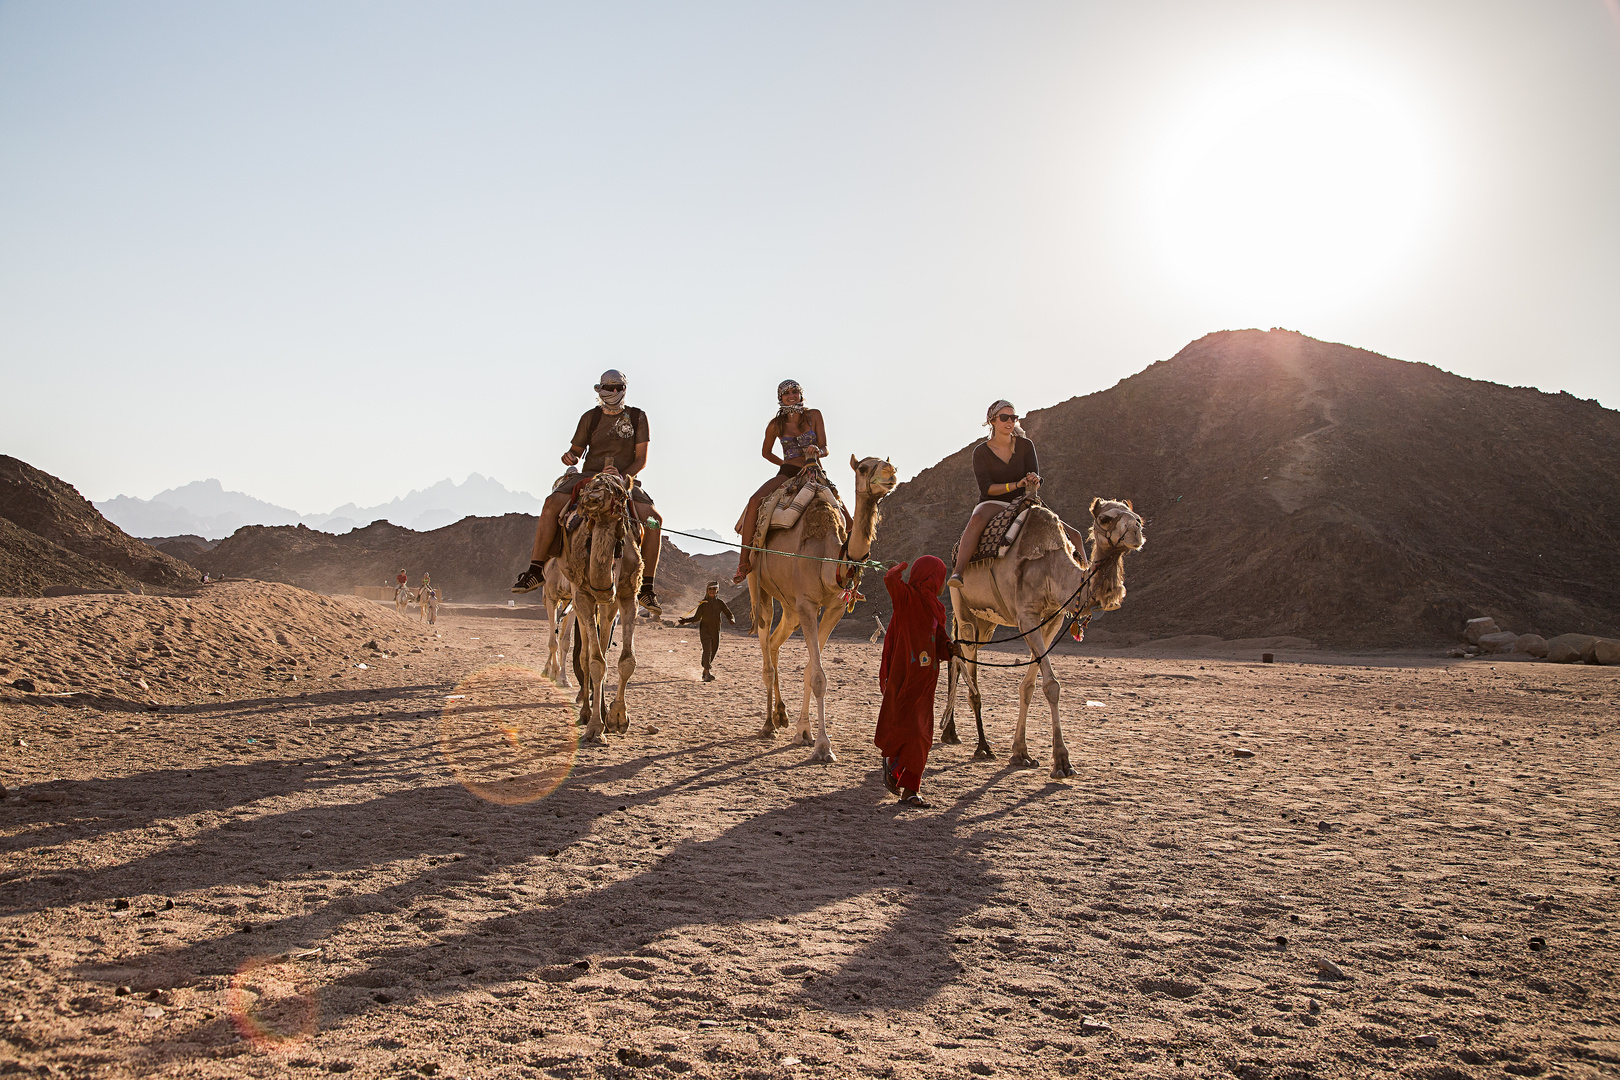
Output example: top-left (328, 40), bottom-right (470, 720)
top-left (638, 581), bottom-right (661, 617)
top-left (511, 561), bottom-right (545, 593)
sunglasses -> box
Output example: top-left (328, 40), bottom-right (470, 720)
top-left (993, 413), bottom-right (1018, 423)
top-left (596, 384), bottom-right (625, 392)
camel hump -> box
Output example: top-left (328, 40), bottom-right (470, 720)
top-left (951, 495), bottom-right (1055, 568)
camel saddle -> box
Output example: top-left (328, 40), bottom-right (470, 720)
top-left (751, 466), bottom-right (848, 551)
top-left (949, 494), bottom-right (1041, 567)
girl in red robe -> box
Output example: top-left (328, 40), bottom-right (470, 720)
top-left (874, 556), bottom-right (953, 808)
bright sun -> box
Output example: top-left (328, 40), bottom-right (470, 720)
top-left (1148, 59), bottom-right (1440, 310)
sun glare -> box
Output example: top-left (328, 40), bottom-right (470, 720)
top-left (1147, 57), bottom-right (1440, 311)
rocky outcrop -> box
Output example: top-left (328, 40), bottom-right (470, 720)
top-left (0, 456), bottom-right (199, 591)
top-left (1511, 633), bottom-right (1549, 658)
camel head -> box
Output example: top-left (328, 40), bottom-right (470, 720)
top-left (575, 473), bottom-right (632, 593)
top-left (850, 455), bottom-right (898, 499)
top-left (1088, 498), bottom-right (1145, 554)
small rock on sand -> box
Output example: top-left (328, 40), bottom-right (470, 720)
top-left (1314, 959), bottom-right (1347, 980)
top-left (1078, 1017), bottom-right (1112, 1035)
top-left (1417, 1033), bottom-right (1439, 1047)
top-left (1233, 748), bottom-right (1255, 759)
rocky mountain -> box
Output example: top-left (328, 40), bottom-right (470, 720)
top-left (97, 473), bottom-right (546, 539)
top-left (866, 329), bottom-right (1620, 647)
top-left (0, 456), bottom-right (201, 596)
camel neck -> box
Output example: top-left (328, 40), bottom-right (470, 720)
top-left (1083, 542), bottom-right (1127, 611)
top-left (849, 486), bottom-right (882, 559)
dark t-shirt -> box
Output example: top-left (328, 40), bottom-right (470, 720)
top-left (571, 407), bottom-right (650, 474)
top-left (973, 437), bottom-right (1039, 502)
top-left (681, 597), bottom-right (735, 634)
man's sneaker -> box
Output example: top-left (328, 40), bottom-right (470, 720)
top-left (511, 562), bottom-right (545, 594)
top-left (638, 582), bottom-right (661, 617)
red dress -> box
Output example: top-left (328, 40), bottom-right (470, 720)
top-left (874, 557), bottom-right (951, 794)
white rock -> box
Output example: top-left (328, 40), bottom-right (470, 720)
top-left (1463, 617), bottom-right (1500, 645)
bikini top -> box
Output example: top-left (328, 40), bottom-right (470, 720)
top-left (781, 428), bottom-right (819, 461)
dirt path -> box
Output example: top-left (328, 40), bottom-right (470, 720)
top-left (3, 598), bottom-right (1618, 1078)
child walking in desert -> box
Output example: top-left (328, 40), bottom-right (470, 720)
top-left (874, 556), bottom-right (954, 808)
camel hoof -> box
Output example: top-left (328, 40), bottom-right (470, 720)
top-left (807, 745), bottom-right (837, 765)
top-left (793, 730), bottom-right (814, 747)
top-left (757, 726), bottom-right (777, 740)
top-left (1049, 761), bottom-right (1075, 780)
top-left (581, 729), bottom-right (605, 745)
top-left (940, 723), bottom-right (961, 746)
top-left (972, 745), bottom-right (996, 761)
top-left (1010, 753), bottom-right (1039, 768)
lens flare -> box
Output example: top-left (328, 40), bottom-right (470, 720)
top-left (227, 955), bottom-right (319, 1051)
top-left (439, 664), bottom-right (578, 805)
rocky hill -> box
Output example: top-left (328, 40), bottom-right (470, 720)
top-left (866, 329), bottom-right (1620, 648)
top-left (0, 457), bottom-right (201, 596)
top-left (193, 514), bottom-right (746, 619)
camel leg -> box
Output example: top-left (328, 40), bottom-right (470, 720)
top-left (753, 580), bottom-right (779, 738)
top-left (581, 601), bottom-right (611, 743)
top-left (798, 597), bottom-right (835, 763)
top-left (608, 593), bottom-right (637, 734)
top-left (768, 605), bottom-right (799, 733)
top-left (1035, 622), bottom-right (1071, 779)
top-left (1008, 616), bottom-right (1043, 767)
top-left (967, 641), bottom-right (994, 761)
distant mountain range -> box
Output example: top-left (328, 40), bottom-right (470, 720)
top-left (96, 474), bottom-right (545, 539)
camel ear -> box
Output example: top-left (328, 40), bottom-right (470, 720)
top-left (1089, 497), bottom-right (1102, 516)
top-left (849, 454), bottom-right (860, 472)
top-left (1124, 499), bottom-right (1133, 510)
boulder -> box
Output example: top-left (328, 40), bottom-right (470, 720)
top-left (1546, 633), bottom-right (1597, 664)
top-left (1594, 639), bottom-right (1620, 666)
top-left (1511, 634), bottom-right (1549, 658)
top-left (1477, 631), bottom-right (1520, 654)
top-left (1463, 617), bottom-right (1500, 645)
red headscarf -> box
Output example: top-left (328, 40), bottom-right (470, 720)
top-left (879, 556), bottom-right (949, 688)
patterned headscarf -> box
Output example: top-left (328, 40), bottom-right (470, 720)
top-left (984, 399), bottom-right (1026, 439)
top-left (595, 369), bottom-right (628, 413)
top-left (777, 379), bottom-right (806, 417)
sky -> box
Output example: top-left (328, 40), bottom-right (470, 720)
top-left (2, 0), bottom-right (1618, 538)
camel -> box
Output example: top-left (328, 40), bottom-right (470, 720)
top-left (395, 584), bottom-right (411, 616)
top-left (540, 556), bottom-right (576, 689)
top-left (560, 472), bottom-right (642, 742)
top-left (746, 455), bottom-right (897, 762)
top-left (943, 494), bottom-right (1145, 779)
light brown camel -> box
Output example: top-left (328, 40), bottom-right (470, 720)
top-left (560, 473), bottom-right (642, 742)
top-left (943, 495), bottom-right (1145, 779)
top-left (746, 455), bottom-right (896, 762)
top-left (540, 556), bottom-right (576, 689)
top-left (395, 583), bottom-right (411, 616)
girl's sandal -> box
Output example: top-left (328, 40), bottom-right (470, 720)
top-left (899, 793), bottom-right (930, 808)
top-left (881, 758), bottom-right (901, 797)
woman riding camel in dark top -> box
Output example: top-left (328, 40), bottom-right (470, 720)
top-left (732, 379), bottom-right (832, 584)
top-left (947, 399), bottom-right (1040, 589)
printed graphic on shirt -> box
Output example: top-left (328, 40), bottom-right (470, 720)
top-left (918, 650), bottom-right (931, 667)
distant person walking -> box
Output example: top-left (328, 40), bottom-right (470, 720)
top-left (678, 582), bottom-right (735, 682)
top-left (874, 557), bottom-right (953, 808)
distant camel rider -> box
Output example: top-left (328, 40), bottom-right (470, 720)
top-left (731, 379), bottom-right (847, 584)
top-left (512, 369), bottom-right (665, 615)
top-left (396, 568), bottom-right (408, 588)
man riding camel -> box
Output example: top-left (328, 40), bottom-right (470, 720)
top-left (512, 369), bottom-right (664, 615)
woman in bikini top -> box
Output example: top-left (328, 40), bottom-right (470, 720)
top-left (731, 379), bottom-right (832, 583)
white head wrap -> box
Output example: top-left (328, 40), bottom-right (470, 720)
top-left (596, 369), bottom-right (627, 412)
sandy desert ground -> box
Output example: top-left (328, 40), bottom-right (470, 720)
top-left (2, 583), bottom-right (1618, 1079)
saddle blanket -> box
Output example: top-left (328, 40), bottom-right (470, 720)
top-left (949, 495), bottom-right (1039, 566)
top-left (753, 469), bottom-right (847, 550)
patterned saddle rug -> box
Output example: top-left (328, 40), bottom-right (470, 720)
top-left (949, 494), bottom-right (1040, 566)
